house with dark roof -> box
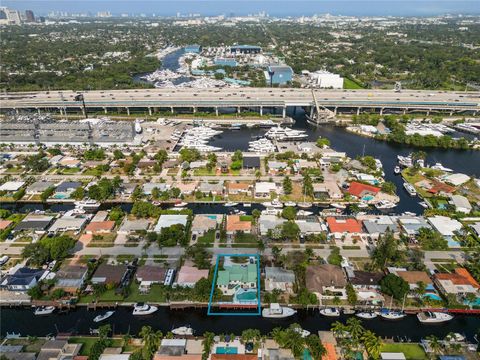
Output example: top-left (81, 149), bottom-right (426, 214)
top-left (348, 270), bottom-right (385, 305)
top-left (306, 264), bottom-right (347, 301)
top-left (91, 264), bottom-right (128, 286)
top-left (0, 267), bottom-right (46, 291)
top-left (53, 264), bottom-right (88, 294)
top-left (14, 214), bottom-right (55, 233)
top-left (265, 267), bottom-right (295, 294)
top-left (242, 156), bottom-right (260, 169)
top-left (136, 265), bottom-right (167, 292)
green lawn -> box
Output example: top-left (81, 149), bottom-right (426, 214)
top-left (124, 283), bottom-right (168, 303)
top-left (59, 167), bottom-right (81, 174)
top-left (380, 343), bottom-right (427, 360)
top-left (69, 337), bottom-right (123, 355)
top-left (233, 232), bottom-right (259, 248)
top-left (193, 168), bottom-right (216, 176)
top-left (197, 229), bottom-right (216, 246)
top-left (343, 78), bottom-right (364, 89)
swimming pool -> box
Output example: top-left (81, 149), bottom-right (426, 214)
top-left (362, 195), bottom-right (374, 201)
top-left (53, 193), bottom-right (67, 199)
top-left (234, 288), bottom-right (257, 303)
top-left (424, 293), bottom-right (442, 301)
top-left (464, 297), bottom-right (480, 306)
top-left (216, 347), bottom-right (238, 354)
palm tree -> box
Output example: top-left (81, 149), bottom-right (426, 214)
top-left (202, 332), bottom-right (215, 360)
top-left (305, 335), bottom-right (327, 359)
top-left (139, 325), bottom-right (163, 360)
top-left (426, 335), bottom-right (443, 355)
top-left (346, 317), bottom-right (364, 344)
top-left (98, 324), bottom-right (111, 340)
top-left (362, 330), bottom-right (382, 360)
top-left (416, 281), bottom-right (427, 305)
top-left (331, 321), bottom-right (347, 337)
top-left (241, 328), bottom-right (261, 345)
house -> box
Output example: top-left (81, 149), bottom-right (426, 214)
top-left (313, 181), bottom-right (343, 200)
top-left (226, 215), bottom-right (251, 235)
top-left (0, 220), bottom-right (13, 231)
top-left (0, 181), bottom-right (25, 192)
top-left (137, 159), bottom-right (157, 169)
top-left (442, 173), bottom-right (470, 186)
top-left (118, 218), bottom-right (150, 234)
top-left (36, 340), bottom-right (81, 360)
top-left (0, 267), bottom-right (46, 291)
top-left (449, 195), bottom-right (472, 214)
top-left (91, 211), bottom-right (109, 222)
top-left (427, 216), bottom-right (463, 247)
top-left (254, 182), bottom-right (278, 198)
top-left (326, 217), bottom-right (363, 237)
top-left (136, 265), bottom-right (166, 291)
top-left (306, 264), bottom-right (347, 300)
top-left (91, 264), bottom-right (127, 285)
top-left (191, 214), bottom-right (220, 237)
top-left (26, 181), bottom-right (55, 195)
top-left (347, 181), bottom-right (380, 199)
top-left (227, 182), bottom-right (252, 195)
top-left (154, 214), bottom-right (188, 233)
top-left (363, 216), bottom-right (399, 239)
top-left (189, 160), bottom-right (208, 169)
top-left (267, 161), bottom-right (289, 175)
top-left (242, 156), bottom-right (260, 169)
top-left (14, 214), bottom-right (55, 233)
top-left (398, 216), bottom-right (432, 238)
top-left (259, 215), bottom-right (285, 236)
top-left (154, 339), bottom-right (202, 360)
top-left (55, 181), bottom-right (82, 197)
top-left (143, 182), bottom-right (169, 195)
top-left (295, 219), bottom-right (322, 235)
top-left (58, 156), bottom-right (81, 168)
top-left (217, 264), bottom-right (257, 295)
top-left (348, 271), bottom-right (384, 305)
top-left (433, 268), bottom-right (479, 297)
top-left (174, 181), bottom-right (198, 195)
top-left (48, 215), bottom-right (88, 233)
top-left (265, 267), bottom-right (295, 293)
top-left (85, 221), bottom-right (115, 234)
top-left (174, 265), bottom-right (209, 288)
top-left (119, 183), bottom-right (137, 196)
top-left (53, 264), bottom-right (88, 293)
top-left (394, 270), bottom-right (435, 295)
top-left (198, 181), bottom-right (224, 195)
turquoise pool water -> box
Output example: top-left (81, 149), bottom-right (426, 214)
top-left (216, 347), bottom-right (238, 354)
top-left (464, 297), bottom-right (480, 306)
top-left (362, 195), bottom-right (374, 201)
top-left (234, 288), bottom-right (257, 302)
top-left (424, 293), bottom-right (442, 301)
top-left (206, 215), bottom-right (217, 220)
top-left (53, 194), bottom-right (67, 199)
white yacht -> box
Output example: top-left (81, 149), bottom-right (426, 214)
top-left (331, 203), bottom-right (347, 210)
top-left (356, 311), bottom-right (378, 320)
top-left (394, 166), bottom-right (401, 175)
top-left (171, 326), bottom-right (194, 336)
top-left (224, 201), bottom-right (238, 207)
top-left (243, 203), bottom-right (251, 207)
top-left (132, 303), bottom-right (158, 316)
top-left (297, 210), bottom-right (313, 217)
top-left (248, 138), bottom-right (276, 153)
top-left (174, 201), bottom-right (188, 207)
top-left (263, 199), bottom-right (283, 208)
top-left (261, 208), bottom-right (281, 216)
top-left (431, 163), bottom-right (453, 172)
top-left (93, 311), bottom-right (115, 323)
top-left (74, 200), bottom-right (100, 211)
top-left (265, 126), bottom-right (308, 141)
top-left (262, 303), bottom-right (297, 319)
top-left (419, 201), bottom-right (429, 208)
top-left (34, 306), bottom-right (55, 316)
top-left (380, 310), bottom-right (406, 320)
top-left (397, 154), bottom-right (413, 167)
top-left (320, 308), bottom-right (341, 317)
top-left (284, 201), bottom-right (297, 207)
top-left (403, 183), bottom-right (417, 196)
top-left (297, 202), bottom-right (313, 209)
top-left (259, 119), bottom-right (276, 128)
top-left (375, 200), bottom-right (397, 210)
top-left (417, 311), bottom-right (453, 324)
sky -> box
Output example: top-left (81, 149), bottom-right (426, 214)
top-left (3, 0), bottom-right (480, 17)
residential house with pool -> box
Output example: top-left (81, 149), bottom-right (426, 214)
top-left (217, 262), bottom-right (258, 299)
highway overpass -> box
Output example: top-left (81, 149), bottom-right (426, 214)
top-left (1, 88), bottom-right (479, 117)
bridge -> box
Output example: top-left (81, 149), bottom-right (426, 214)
top-left (1, 88), bottom-right (479, 117)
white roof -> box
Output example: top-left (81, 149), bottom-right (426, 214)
top-left (0, 181), bottom-right (25, 191)
top-left (443, 173), bottom-right (470, 186)
top-left (99, 355), bottom-right (130, 360)
top-left (161, 339), bottom-right (187, 346)
top-left (450, 195), bottom-right (472, 211)
top-left (427, 216), bottom-right (462, 236)
top-left (380, 353), bottom-right (406, 360)
top-left (255, 182), bottom-right (277, 193)
top-left (154, 214), bottom-right (188, 232)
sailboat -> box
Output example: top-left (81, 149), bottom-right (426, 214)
top-left (297, 183), bottom-right (312, 209)
top-left (380, 295), bottom-right (407, 320)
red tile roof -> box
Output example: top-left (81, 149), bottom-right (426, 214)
top-left (211, 356), bottom-right (257, 360)
top-left (85, 221), bottom-right (115, 232)
top-left (434, 268), bottom-right (479, 288)
top-left (347, 181), bottom-right (380, 198)
top-left (326, 217), bottom-right (362, 233)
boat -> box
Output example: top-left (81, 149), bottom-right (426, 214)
top-left (394, 166), bottom-right (401, 175)
top-left (132, 303), bottom-right (158, 316)
top-left (261, 208), bottom-right (281, 216)
top-left (331, 203), bottom-right (347, 210)
top-left (419, 201), bottom-right (429, 208)
top-left (265, 126), bottom-right (308, 141)
top-left (357, 202), bottom-right (369, 209)
top-left (356, 311), bottom-right (378, 320)
top-left (293, 327), bottom-right (311, 338)
top-left (224, 201), bottom-right (238, 207)
top-left (417, 311), bottom-right (453, 324)
top-left (262, 303), bottom-right (297, 318)
top-left (74, 199), bottom-right (100, 211)
top-left (93, 311), bottom-right (115, 323)
top-left (297, 210), bottom-right (313, 217)
top-left (135, 119), bottom-right (142, 134)
top-left (248, 138), bottom-right (276, 153)
top-left (34, 306), bottom-right (55, 316)
top-left (243, 203), bottom-right (251, 208)
top-left (259, 119), bottom-right (276, 128)
top-left (174, 202), bottom-right (188, 207)
top-left (380, 309), bottom-right (406, 320)
top-left (397, 154), bottom-right (413, 167)
top-left (375, 200), bottom-right (397, 210)
top-left (5, 332), bottom-right (21, 339)
top-left (297, 202), bottom-right (312, 209)
top-left (431, 162), bottom-right (453, 172)
top-left (320, 308), bottom-right (341, 317)
top-left (403, 182), bottom-right (417, 196)
top-left (171, 326), bottom-right (194, 336)
top-left (343, 309), bottom-right (356, 315)
top-left (263, 199), bottom-right (283, 208)
top-left (284, 201), bottom-right (297, 207)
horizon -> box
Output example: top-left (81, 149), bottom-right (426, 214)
top-left (3, 0), bottom-right (480, 17)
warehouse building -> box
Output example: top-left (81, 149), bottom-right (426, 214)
top-left (265, 65), bottom-right (293, 85)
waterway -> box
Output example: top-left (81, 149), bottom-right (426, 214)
top-left (1, 307), bottom-right (479, 341)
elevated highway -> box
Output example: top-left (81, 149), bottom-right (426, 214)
top-left (1, 88), bottom-right (478, 117)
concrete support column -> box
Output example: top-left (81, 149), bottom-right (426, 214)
top-left (126, 107), bottom-right (130, 116)
top-left (403, 108), bottom-right (407, 115)
top-left (80, 106), bottom-right (86, 117)
top-left (282, 106), bottom-right (286, 118)
top-left (148, 107), bottom-right (152, 116)
top-left (260, 106), bottom-right (263, 116)
top-left (450, 111), bottom-right (454, 116)
top-left (380, 108), bottom-right (384, 115)
top-left (193, 106), bottom-right (197, 114)
top-left (310, 106), bottom-right (314, 119)
top-left (37, 108), bottom-right (41, 115)
top-left (103, 107), bottom-right (108, 114)
top-left (215, 107), bottom-right (219, 116)
top-left (58, 107), bottom-right (63, 116)
top-left (356, 107), bottom-right (361, 116)
top-left (170, 106), bottom-right (174, 114)
top-left (237, 106), bottom-right (241, 114)
top-left (334, 107), bottom-right (338, 116)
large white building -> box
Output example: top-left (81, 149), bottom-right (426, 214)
top-left (0, 7), bottom-right (22, 25)
top-left (308, 70), bottom-right (344, 89)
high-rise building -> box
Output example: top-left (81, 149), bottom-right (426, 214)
top-left (0, 7), bottom-right (22, 25)
top-left (25, 10), bottom-right (35, 22)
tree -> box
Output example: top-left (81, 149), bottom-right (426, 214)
top-left (139, 326), bottom-right (163, 360)
top-left (327, 246), bottom-right (342, 266)
top-left (316, 137), bottom-right (331, 148)
top-left (23, 235), bottom-right (75, 266)
top-left (426, 335), bottom-right (442, 355)
top-left (371, 230), bottom-right (401, 269)
top-left (380, 273), bottom-right (409, 301)
top-left (241, 328), bottom-right (261, 345)
top-left (40, 186), bottom-right (55, 202)
top-left (302, 173), bottom-right (314, 197)
top-left (362, 330), bottom-right (381, 360)
top-left (70, 187), bottom-right (85, 200)
top-left (231, 150), bottom-right (243, 162)
top-left (381, 181), bottom-right (396, 195)
top-left (416, 227), bottom-right (448, 250)
top-left (154, 149), bottom-right (168, 165)
top-left (281, 221), bottom-right (300, 240)
top-left (305, 335), bottom-right (326, 360)
top-left (202, 332), bottom-right (215, 360)
top-left (113, 149), bottom-right (125, 160)
top-left (346, 283), bottom-right (357, 305)
top-left (415, 281), bottom-right (427, 303)
top-left (179, 148), bottom-right (201, 163)
top-left (281, 206), bottom-right (297, 220)
top-left (283, 176), bottom-right (293, 194)
top-left (27, 285), bottom-right (43, 299)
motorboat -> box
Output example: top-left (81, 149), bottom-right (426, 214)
top-left (174, 202), bottom-right (188, 207)
top-left (132, 303), bottom-right (158, 316)
top-left (262, 303), bottom-right (297, 318)
top-left (357, 202), bottom-right (369, 208)
top-left (259, 119), bottom-right (276, 128)
top-left (343, 309), bottom-right (356, 315)
top-left (397, 155), bottom-right (413, 167)
top-left (224, 201), bottom-right (238, 207)
top-left (34, 306), bottom-right (55, 316)
top-left (74, 199), bottom-right (100, 211)
top-left (375, 200), bottom-right (397, 210)
top-left (331, 203), bottom-right (347, 210)
top-left (380, 309), bottom-right (406, 320)
top-left (243, 203), bottom-right (251, 207)
top-left (403, 182), bottom-right (417, 196)
top-left (417, 311), bottom-right (453, 324)
top-left (356, 311), bottom-right (378, 320)
top-left (394, 166), bottom-right (401, 175)
top-left (320, 308), bottom-right (341, 317)
top-left (431, 163), bottom-right (453, 172)
top-left (263, 199), bottom-right (283, 208)
top-left (297, 210), bottom-right (313, 217)
top-left (297, 202), bottom-right (313, 209)
top-left (265, 126), bottom-right (308, 141)
top-left (293, 327), bottom-right (311, 338)
top-left (248, 138), bottom-right (276, 153)
top-left (284, 201), bottom-right (297, 207)
top-left (171, 326), bottom-right (194, 336)
top-left (261, 208), bottom-right (281, 216)
top-left (93, 311), bottom-right (115, 323)
top-left (419, 201), bottom-right (429, 208)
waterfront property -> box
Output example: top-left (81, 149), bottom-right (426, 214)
top-left (306, 264), bottom-right (347, 301)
